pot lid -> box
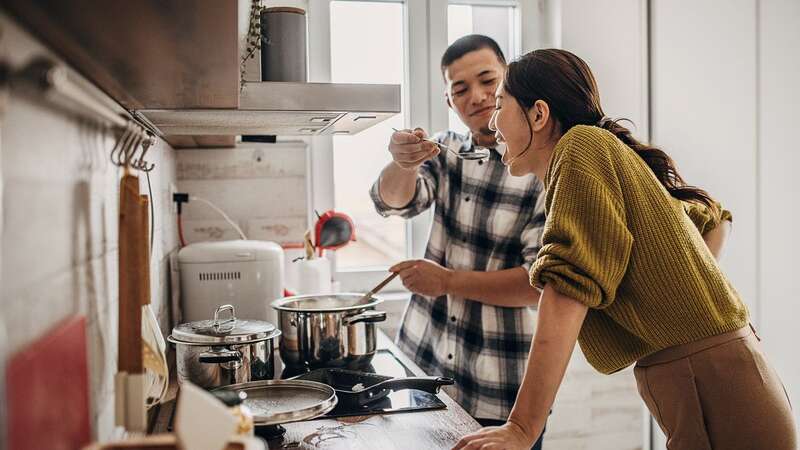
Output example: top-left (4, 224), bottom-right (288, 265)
top-left (271, 293), bottom-right (383, 313)
top-left (170, 304), bottom-right (278, 344)
top-left (216, 380), bottom-right (337, 426)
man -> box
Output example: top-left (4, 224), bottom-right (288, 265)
top-left (369, 35), bottom-right (546, 448)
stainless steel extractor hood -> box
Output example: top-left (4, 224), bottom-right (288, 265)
top-left (134, 81), bottom-right (401, 136)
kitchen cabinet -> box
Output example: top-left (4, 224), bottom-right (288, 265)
top-left (152, 331), bottom-right (481, 449)
top-left (1, 1), bottom-right (400, 147)
top-left (1, 0), bottom-right (238, 148)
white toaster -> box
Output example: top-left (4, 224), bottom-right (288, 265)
top-left (178, 240), bottom-right (284, 325)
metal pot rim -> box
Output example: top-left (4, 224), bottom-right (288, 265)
top-left (271, 293), bottom-right (383, 313)
top-left (168, 328), bottom-right (281, 346)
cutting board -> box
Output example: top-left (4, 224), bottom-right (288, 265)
top-left (6, 315), bottom-right (91, 450)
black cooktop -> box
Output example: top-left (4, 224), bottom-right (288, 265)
top-left (168, 349), bottom-right (450, 442)
top-left (280, 349), bottom-right (447, 419)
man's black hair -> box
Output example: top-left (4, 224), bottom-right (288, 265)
top-left (440, 34), bottom-right (506, 75)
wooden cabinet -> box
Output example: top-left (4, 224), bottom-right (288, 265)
top-left (2, 0), bottom-right (240, 147)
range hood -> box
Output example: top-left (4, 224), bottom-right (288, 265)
top-left (134, 80), bottom-right (400, 136)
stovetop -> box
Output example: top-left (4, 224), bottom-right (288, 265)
top-left (168, 349), bottom-right (449, 442)
top-left (280, 349), bottom-right (447, 419)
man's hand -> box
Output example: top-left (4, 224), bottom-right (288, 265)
top-left (390, 259), bottom-right (453, 298)
top-left (389, 128), bottom-right (440, 171)
top-left (452, 421), bottom-right (539, 450)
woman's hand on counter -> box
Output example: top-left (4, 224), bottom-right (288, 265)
top-left (452, 421), bottom-right (538, 450)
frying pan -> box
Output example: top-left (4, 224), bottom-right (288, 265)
top-left (293, 368), bottom-right (454, 407)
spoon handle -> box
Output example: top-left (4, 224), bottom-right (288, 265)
top-left (391, 127), bottom-right (455, 153)
top-left (360, 272), bottom-right (399, 302)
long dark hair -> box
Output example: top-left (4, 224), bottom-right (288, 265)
top-left (504, 49), bottom-right (718, 212)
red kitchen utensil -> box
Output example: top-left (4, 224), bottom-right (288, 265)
top-left (6, 315), bottom-right (91, 450)
top-left (313, 210), bottom-right (356, 256)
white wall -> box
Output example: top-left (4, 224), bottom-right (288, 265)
top-left (650, 0), bottom-right (799, 445)
top-left (0, 14), bottom-right (179, 442)
top-left (758, 0), bottom-right (800, 429)
top-left (651, 0), bottom-right (759, 316)
top-left (176, 143), bottom-right (309, 245)
top-left (562, 0), bottom-right (649, 138)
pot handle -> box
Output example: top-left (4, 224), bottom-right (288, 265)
top-left (213, 304), bottom-right (236, 332)
top-left (198, 349), bottom-right (242, 364)
top-left (343, 310), bottom-right (387, 325)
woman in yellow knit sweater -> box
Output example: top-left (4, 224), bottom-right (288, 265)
top-left (454, 49), bottom-right (796, 450)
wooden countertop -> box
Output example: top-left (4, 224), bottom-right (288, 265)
top-left (151, 331), bottom-right (481, 449)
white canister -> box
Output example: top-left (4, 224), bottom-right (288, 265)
top-left (295, 257), bottom-right (332, 295)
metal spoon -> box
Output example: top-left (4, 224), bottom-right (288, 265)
top-left (392, 128), bottom-right (491, 161)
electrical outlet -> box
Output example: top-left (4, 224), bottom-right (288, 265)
top-left (169, 183), bottom-right (178, 214)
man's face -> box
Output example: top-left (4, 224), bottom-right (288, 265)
top-left (444, 48), bottom-right (505, 136)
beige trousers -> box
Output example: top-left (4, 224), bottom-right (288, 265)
top-left (634, 325), bottom-right (797, 450)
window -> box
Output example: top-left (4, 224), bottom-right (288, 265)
top-left (330, 1), bottom-right (407, 270)
top-left (447, 2), bottom-right (521, 133)
top-left (310, 0), bottom-right (523, 288)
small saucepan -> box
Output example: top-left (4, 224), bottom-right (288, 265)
top-left (168, 305), bottom-right (281, 389)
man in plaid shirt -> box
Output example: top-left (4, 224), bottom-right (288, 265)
top-left (369, 35), bottom-right (546, 449)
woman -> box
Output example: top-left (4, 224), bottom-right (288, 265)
top-left (454, 49), bottom-right (796, 450)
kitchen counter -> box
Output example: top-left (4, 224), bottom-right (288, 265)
top-left (152, 331), bottom-right (481, 449)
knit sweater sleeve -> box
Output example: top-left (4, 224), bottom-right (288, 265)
top-left (530, 157), bottom-right (633, 309)
top-left (683, 201), bottom-right (733, 236)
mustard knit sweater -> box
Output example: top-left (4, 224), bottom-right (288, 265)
top-left (529, 125), bottom-right (747, 374)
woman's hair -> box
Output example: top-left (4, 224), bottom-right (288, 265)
top-left (504, 48), bottom-right (718, 212)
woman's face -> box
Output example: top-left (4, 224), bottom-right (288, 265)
top-left (489, 82), bottom-right (557, 180)
top-left (488, 83), bottom-right (535, 176)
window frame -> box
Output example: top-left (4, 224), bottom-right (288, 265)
top-left (307, 0), bottom-right (522, 292)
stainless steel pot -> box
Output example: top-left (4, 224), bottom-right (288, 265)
top-left (271, 294), bottom-right (387, 369)
top-left (168, 304), bottom-right (281, 389)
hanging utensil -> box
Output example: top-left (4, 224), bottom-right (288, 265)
top-left (139, 194), bottom-right (169, 408)
top-left (116, 172), bottom-right (147, 431)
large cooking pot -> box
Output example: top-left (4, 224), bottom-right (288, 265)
top-left (271, 293), bottom-right (387, 369)
top-left (168, 304), bottom-right (281, 389)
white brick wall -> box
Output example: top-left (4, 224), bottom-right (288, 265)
top-left (0, 14), bottom-right (179, 442)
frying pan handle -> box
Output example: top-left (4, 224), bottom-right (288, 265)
top-left (380, 376), bottom-right (454, 394)
top-left (358, 376), bottom-right (455, 405)
top-left (343, 310), bottom-right (386, 326)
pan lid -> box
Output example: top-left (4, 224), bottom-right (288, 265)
top-left (217, 380), bottom-right (337, 426)
top-left (169, 304), bottom-right (279, 345)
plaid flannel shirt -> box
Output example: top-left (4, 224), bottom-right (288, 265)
top-left (370, 131), bottom-right (546, 420)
